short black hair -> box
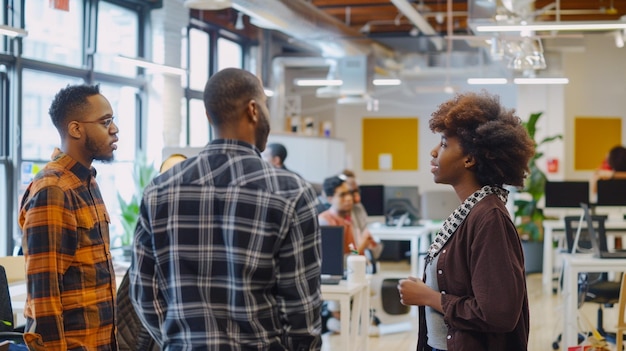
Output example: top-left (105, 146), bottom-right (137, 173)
top-left (203, 68), bottom-right (263, 129)
top-left (266, 143), bottom-right (287, 163)
top-left (608, 146), bottom-right (626, 171)
top-left (49, 84), bottom-right (101, 136)
top-left (323, 175), bottom-right (346, 197)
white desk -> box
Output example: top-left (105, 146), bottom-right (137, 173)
top-left (368, 221), bottom-right (440, 278)
top-left (321, 281), bottom-right (369, 351)
top-left (560, 254), bottom-right (626, 347)
top-left (542, 219), bottom-right (626, 294)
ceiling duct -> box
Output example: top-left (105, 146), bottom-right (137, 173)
top-left (231, 0), bottom-right (394, 59)
top-left (389, 0), bottom-right (443, 51)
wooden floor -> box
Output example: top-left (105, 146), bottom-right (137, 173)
top-left (321, 261), bottom-right (620, 351)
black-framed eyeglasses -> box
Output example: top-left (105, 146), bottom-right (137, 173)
top-left (76, 117), bottom-right (115, 129)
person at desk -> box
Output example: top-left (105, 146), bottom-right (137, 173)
top-left (341, 169), bottom-right (383, 260)
top-left (318, 174), bottom-right (379, 334)
top-left (318, 175), bottom-right (378, 256)
top-left (18, 84), bottom-right (119, 350)
top-left (590, 145), bottom-right (626, 200)
top-left (397, 91), bottom-right (533, 351)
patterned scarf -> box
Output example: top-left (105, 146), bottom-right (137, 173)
top-left (425, 185), bottom-right (509, 265)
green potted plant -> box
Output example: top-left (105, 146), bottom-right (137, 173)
top-left (116, 152), bottom-right (158, 255)
top-left (514, 112), bottom-right (562, 272)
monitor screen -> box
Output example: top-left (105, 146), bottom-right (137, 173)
top-left (596, 179), bottom-right (626, 206)
top-left (359, 185), bottom-right (385, 216)
top-left (544, 181), bottom-right (590, 208)
top-left (320, 226), bottom-right (345, 276)
top-left (383, 185), bottom-right (420, 215)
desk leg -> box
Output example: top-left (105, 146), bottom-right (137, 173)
top-left (542, 226), bottom-right (554, 294)
top-left (359, 286), bottom-right (369, 351)
top-left (562, 262), bottom-right (578, 347)
top-left (340, 295), bottom-right (351, 351)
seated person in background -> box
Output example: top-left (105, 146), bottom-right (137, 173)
top-left (318, 175), bottom-right (379, 335)
top-left (591, 145), bottom-right (626, 200)
top-left (318, 175), bottom-right (377, 256)
top-left (341, 169), bottom-right (382, 260)
top-left (262, 142), bottom-right (299, 175)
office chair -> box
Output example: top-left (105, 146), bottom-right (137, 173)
top-left (0, 265), bottom-right (25, 345)
top-left (552, 215), bottom-right (622, 350)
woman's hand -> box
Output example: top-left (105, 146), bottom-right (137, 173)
top-left (397, 276), bottom-right (443, 313)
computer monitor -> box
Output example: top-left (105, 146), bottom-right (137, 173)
top-left (359, 185), bottom-right (385, 216)
top-left (320, 226), bottom-right (345, 277)
top-left (383, 185), bottom-right (420, 215)
top-left (596, 179), bottom-right (626, 206)
top-left (544, 181), bottom-right (590, 208)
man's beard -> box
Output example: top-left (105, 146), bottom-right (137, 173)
top-left (85, 135), bottom-right (114, 163)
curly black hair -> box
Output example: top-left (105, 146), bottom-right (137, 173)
top-left (49, 84), bottom-right (101, 136)
top-left (429, 91), bottom-right (535, 188)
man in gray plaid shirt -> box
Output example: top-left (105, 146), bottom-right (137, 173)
top-left (129, 68), bottom-right (323, 350)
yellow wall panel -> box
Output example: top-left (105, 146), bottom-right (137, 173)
top-left (575, 117), bottom-right (621, 170)
top-left (362, 118), bottom-right (418, 170)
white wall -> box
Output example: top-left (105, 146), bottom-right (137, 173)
top-left (266, 133), bottom-right (346, 184)
top-left (333, 77), bottom-right (519, 192)
top-left (561, 34), bottom-right (626, 181)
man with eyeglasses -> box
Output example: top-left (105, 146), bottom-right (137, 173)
top-left (19, 84), bottom-right (119, 350)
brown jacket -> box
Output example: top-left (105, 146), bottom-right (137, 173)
top-left (417, 195), bottom-right (529, 351)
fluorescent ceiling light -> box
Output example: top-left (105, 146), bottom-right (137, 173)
top-left (183, 0), bottom-right (232, 10)
top-left (373, 78), bottom-right (402, 86)
top-left (467, 78), bottom-right (508, 85)
top-left (475, 21), bottom-right (626, 33)
top-left (513, 77), bottom-right (569, 85)
top-left (294, 79), bottom-right (343, 87)
top-left (115, 55), bottom-right (186, 76)
top-left (0, 25), bottom-right (27, 38)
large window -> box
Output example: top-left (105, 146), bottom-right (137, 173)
top-left (217, 37), bottom-right (243, 71)
top-left (21, 70), bottom-right (82, 161)
top-left (23, 2), bottom-right (84, 67)
top-left (5, 1), bottom-right (147, 254)
top-left (184, 26), bottom-right (249, 147)
top-left (188, 28), bottom-right (209, 91)
top-left (95, 2), bottom-right (139, 77)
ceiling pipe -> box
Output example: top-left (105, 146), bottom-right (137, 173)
top-left (390, 0), bottom-right (444, 51)
top-left (230, 0), bottom-right (395, 59)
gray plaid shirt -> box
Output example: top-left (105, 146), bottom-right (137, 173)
top-left (130, 139), bottom-right (322, 350)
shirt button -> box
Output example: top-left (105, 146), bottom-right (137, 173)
top-left (441, 291), bottom-right (446, 294)
top-left (447, 335), bottom-right (452, 339)
top-left (442, 249), bottom-right (446, 253)
top-left (438, 269), bottom-right (443, 274)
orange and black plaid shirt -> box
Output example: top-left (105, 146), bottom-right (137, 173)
top-left (19, 152), bottom-right (117, 351)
